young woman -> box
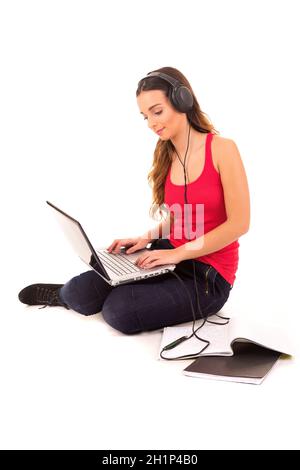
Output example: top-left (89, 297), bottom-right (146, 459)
top-left (18, 66), bottom-right (250, 334)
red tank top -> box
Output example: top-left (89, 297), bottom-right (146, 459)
top-left (164, 132), bottom-right (239, 286)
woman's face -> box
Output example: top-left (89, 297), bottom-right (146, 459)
top-left (137, 89), bottom-right (185, 140)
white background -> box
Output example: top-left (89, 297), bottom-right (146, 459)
top-left (1, 0), bottom-right (299, 450)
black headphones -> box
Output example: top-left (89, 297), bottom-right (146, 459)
top-left (138, 71), bottom-right (194, 114)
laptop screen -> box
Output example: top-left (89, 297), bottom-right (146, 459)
top-left (46, 201), bottom-right (109, 280)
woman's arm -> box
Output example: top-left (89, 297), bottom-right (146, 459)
top-left (175, 137), bottom-right (251, 261)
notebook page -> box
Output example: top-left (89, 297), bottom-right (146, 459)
top-left (159, 315), bottom-right (232, 360)
top-left (228, 316), bottom-right (294, 356)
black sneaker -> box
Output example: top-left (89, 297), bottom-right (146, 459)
top-left (18, 283), bottom-right (69, 309)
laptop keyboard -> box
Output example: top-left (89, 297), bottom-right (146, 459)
top-left (96, 250), bottom-right (141, 276)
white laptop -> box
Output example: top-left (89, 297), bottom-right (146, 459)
top-left (46, 201), bottom-right (176, 286)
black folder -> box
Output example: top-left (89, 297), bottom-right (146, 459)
top-left (183, 342), bottom-right (282, 384)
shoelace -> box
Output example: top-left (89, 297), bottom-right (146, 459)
top-left (37, 286), bottom-right (69, 310)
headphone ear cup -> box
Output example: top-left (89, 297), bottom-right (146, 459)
top-left (173, 85), bottom-right (194, 113)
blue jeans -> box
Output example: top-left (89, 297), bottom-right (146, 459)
top-left (59, 238), bottom-right (232, 334)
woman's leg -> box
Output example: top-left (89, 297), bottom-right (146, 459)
top-left (59, 270), bottom-right (114, 315)
top-left (100, 264), bottom-right (231, 334)
top-left (18, 270), bottom-right (114, 312)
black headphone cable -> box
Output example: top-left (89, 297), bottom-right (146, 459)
top-left (160, 123), bottom-right (229, 361)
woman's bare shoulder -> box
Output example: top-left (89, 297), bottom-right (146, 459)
top-left (212, 134), bottom-right (235, 147)
top-left (211, 134), bottom-right (236, 172)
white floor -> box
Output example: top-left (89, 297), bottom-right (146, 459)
top-left (2, 0), bottom-right (300, 450)
top-left (1, 260), bottom-right (299, 450)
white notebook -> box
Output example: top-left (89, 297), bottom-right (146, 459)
top-left (159, 315), bottom-right (294, 360)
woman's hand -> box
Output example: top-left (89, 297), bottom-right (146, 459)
top-left (135, 249), bottom-right (183, 269)
top-left (106, 236), bottom-right (150, 254)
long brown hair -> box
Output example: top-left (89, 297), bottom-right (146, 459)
top-left (136, 66), bottom-right (219, 221)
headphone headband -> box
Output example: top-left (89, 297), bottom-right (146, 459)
top-left (143, 71), bottom-right (182, 89)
